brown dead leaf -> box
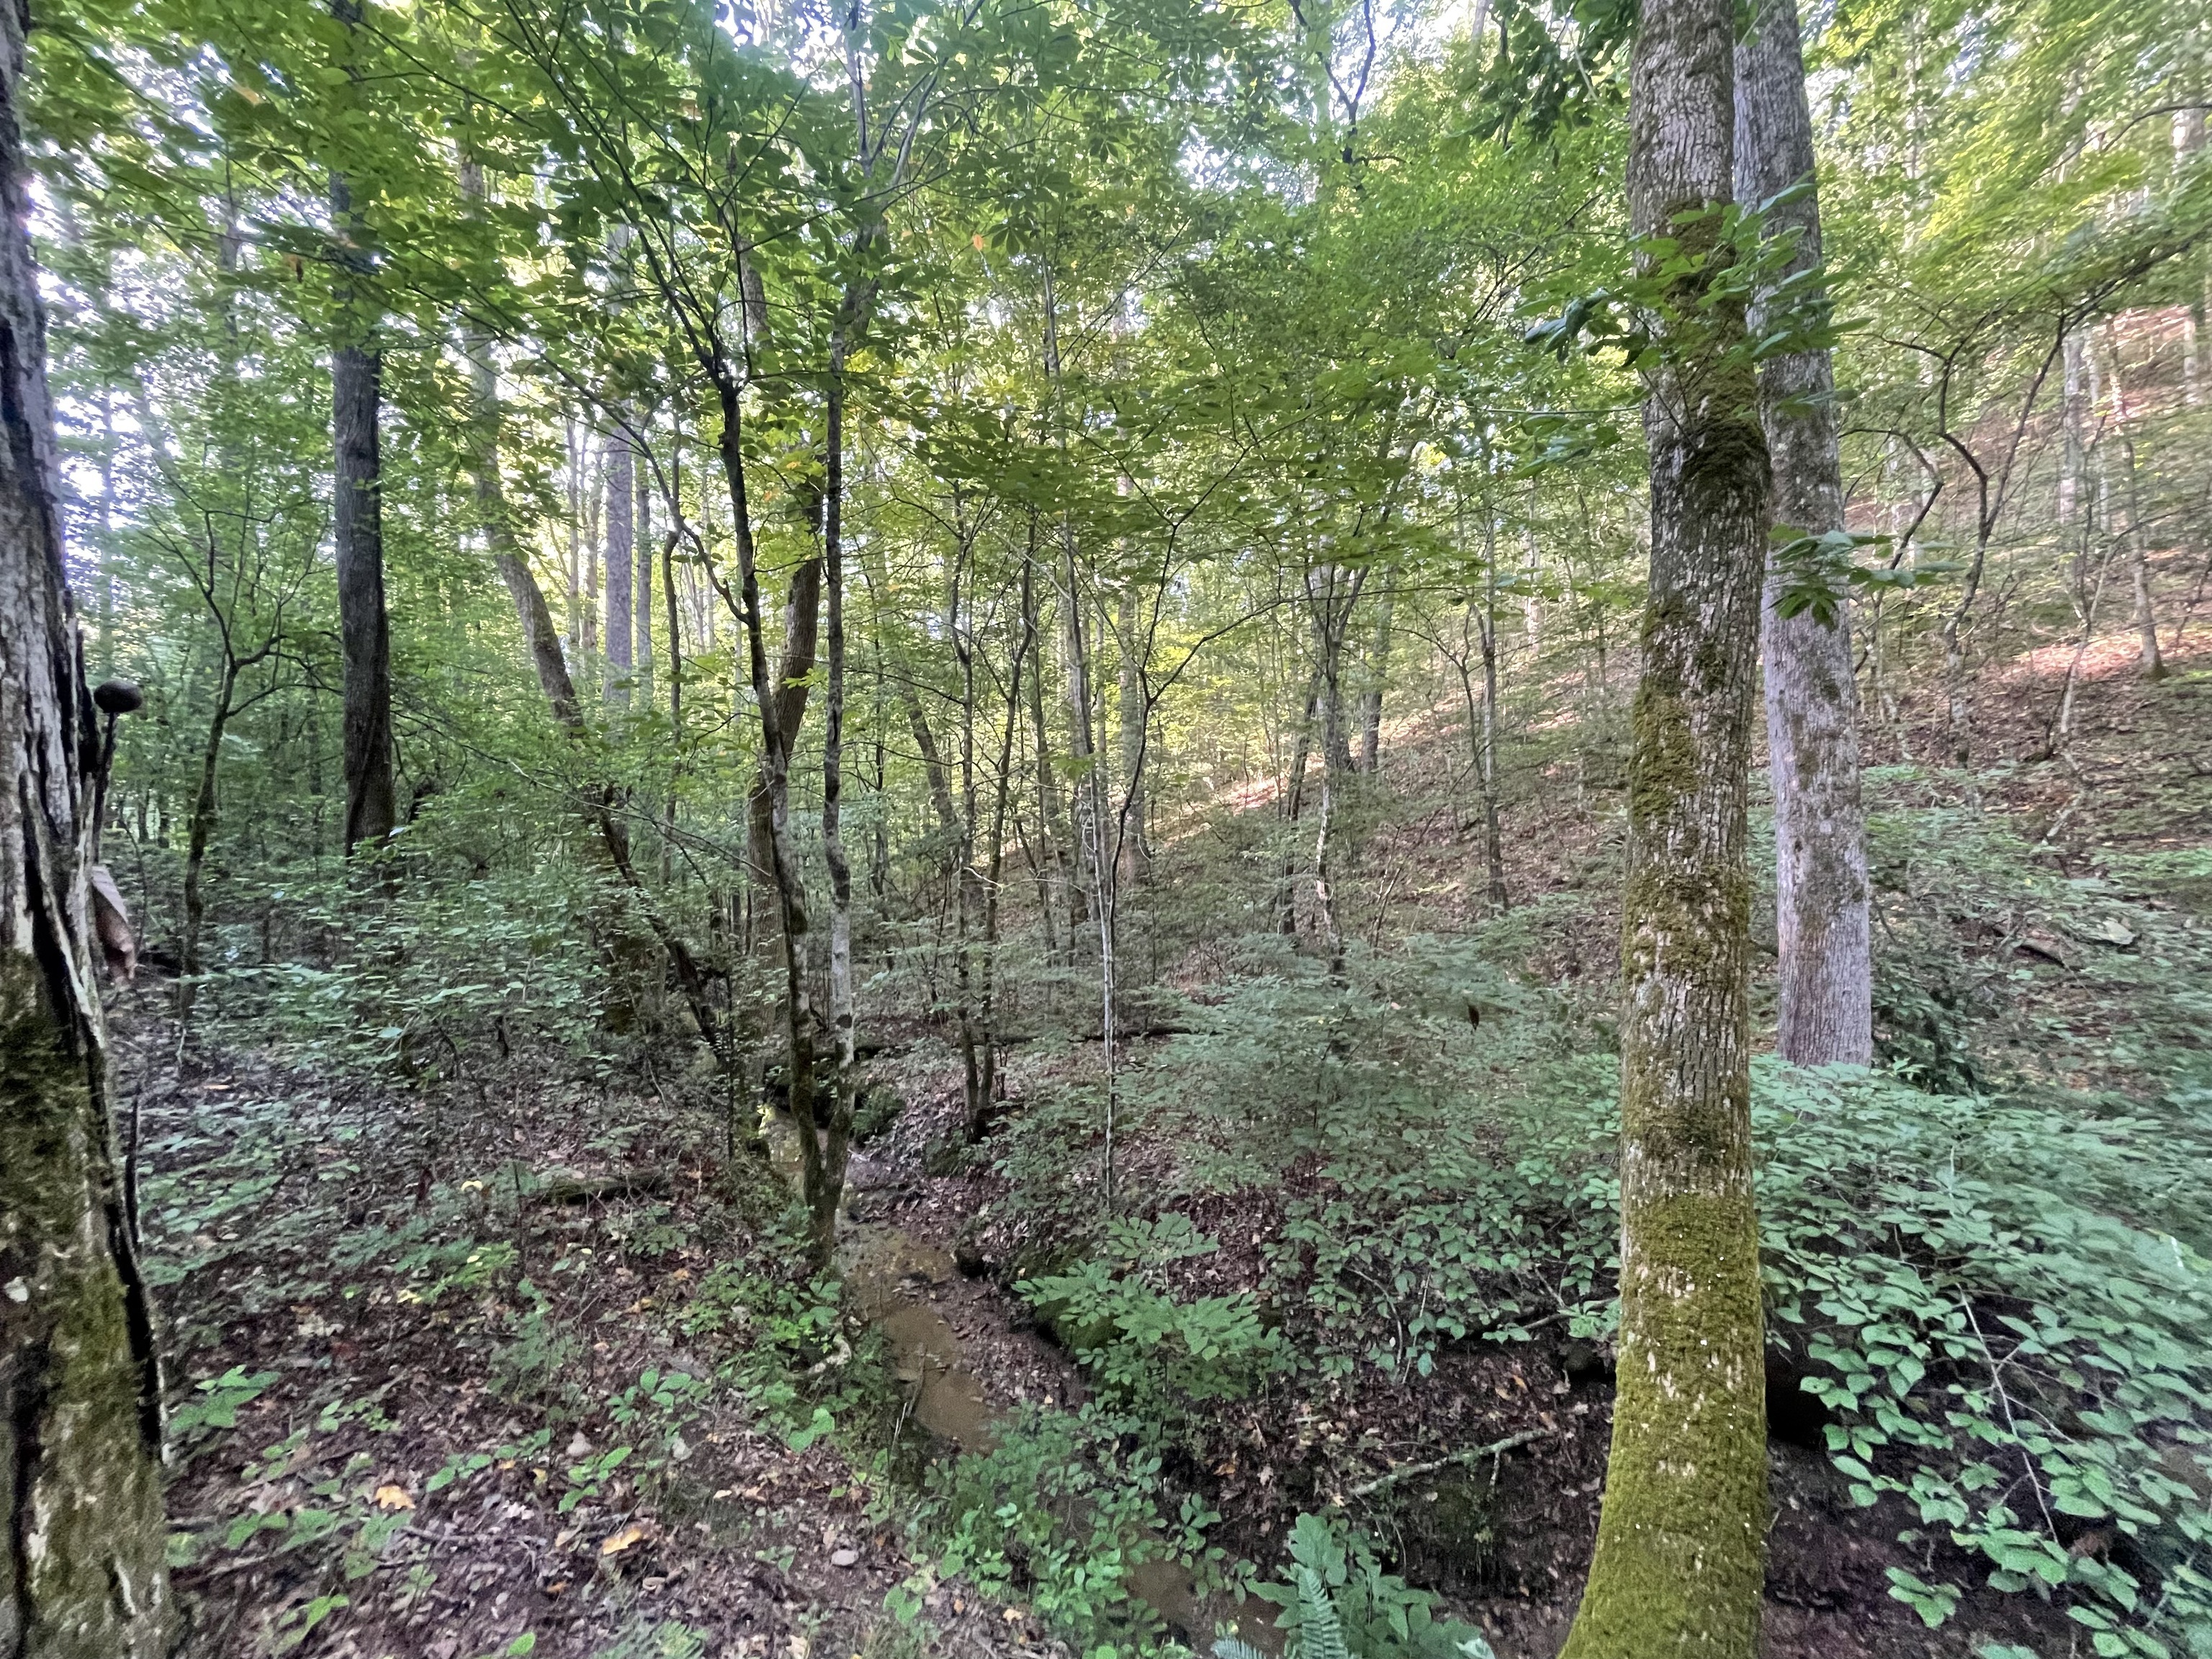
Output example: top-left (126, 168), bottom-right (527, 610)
top-left (373, 1485), bottom-right (415, 1511)
top-left (601, 1521), bottom-right (649, 1557)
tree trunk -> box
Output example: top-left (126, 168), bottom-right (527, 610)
top-left (1115, 589), bottom-right (1149, 887)
top-left (1558, 0), bottom-right (1771, 1647)
top-left (820, 333), bottom-right (856, 1231)
top-left (746, 557), bottom-right (822, 889)
top-left (635, 454), bottom-right (653, 699)
top-left (1023, 535), bottom-right (1065, 963)
top-left (1357, 580), bottom-right (1394, 773)
top-left (2097, 340), bottom-right (2167, 682)
top-left (1735, 0), bottom-right (1873, 1066)
top-left (1276, 666), bottom-right (1321, 935)
top-left (330, 264), bottom-right (394, 850)
top-left (603, 428), bottom-right (634, 706)
top-left (714, 369), bottom-right (827, 1260)
top-left (1477, 537), bottom-right (1508, 913)
top-left (328, 0), bottom-right (394, 853)
top-left (178, 664), bottom-right (235, 1027)
top-left (0, 0), bottom-right (170, 1630)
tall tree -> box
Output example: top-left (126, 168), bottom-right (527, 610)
top-left (0, 0), bottom-right (170, 1641)
top-left (1736, 0), bottom-right (1872, 1065)
top-left (329, 0), bottom-right (395, 850)
top-left (1559, 0), bottom-right (1772, 1647)
top-left (603, 428), bottom-right (634, 706)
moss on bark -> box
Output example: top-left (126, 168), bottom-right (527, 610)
top-left (0, 953), bottom-right (170, 1659)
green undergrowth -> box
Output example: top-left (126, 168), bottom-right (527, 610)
top-left (976, 863), bottom-right (2212, 1655)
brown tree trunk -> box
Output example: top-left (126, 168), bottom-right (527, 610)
top-left (0, 0), bottom-right (170, 1632)
top-left (746, 557), bottom-right (821, 889)
top-left (714, 369), bottom-right (827, 1259)
top-left (1736, 0), bottom-right (1873, 1066)
top-left (1558, 0), bottom-right (1771, 1647)
top-left (819, 333), bottom-right (857, 1232)
top-left (328, 0), bottom-right (394, 853)
top-left (1115, 590), bottom-right (1149, 887)
top-left (178, 664), bottom-right (236, 1026)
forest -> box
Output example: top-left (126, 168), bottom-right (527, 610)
top-left (0, 0), bottom-right (2208, 1652)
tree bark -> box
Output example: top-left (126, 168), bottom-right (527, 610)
top-left (178, 664), bottom-right (235, 1026)
top-left (1476, 512), bottom-right (1508, 912)
top-left (1115, 589), bottom-right (1149, 887)
top-left (0, 0), bottom-right (170, 1632)
top-left (1023, 534), bottom-right (1065, 963)
top-left (1357, 579), bottom-right (1394, 773)
top-left (635, 453), bottom-right (654, 698)
top-left (1558, 0), bottom-right (1771, 1647)
top-left (745, 557), bottom-right (821, 889)
top-left (329, 0), bottom-right (394, 853)
top-left (713, 367), bottom-right (827, 1259)
top-left (1735, 0), bottom-right (1873, 1066)
top-left (819, 332), bottom-right (856, 1235)
top-left (603, 428), bottom-right (634, 706)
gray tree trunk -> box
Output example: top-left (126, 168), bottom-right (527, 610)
top-left (1357, 580), bottom-right (1394, 773)
top-left (1735, 0), bottom-right (1873, 1066)
top-left (329, 0), bottom-right (394, 853)
top-left (0, 0), bottom-right (171, 1636)
top-left (459, 159), bottom-right (580, 721)
top-left (603, 430), bottom-right (634, 706)
top-left (635, 454), bottom-right (653, 696)
top-left (1559, 0), bottom-right (1771, 1647)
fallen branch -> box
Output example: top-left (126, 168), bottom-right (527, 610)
top-left (1336, 1427), bottom-right (1553, 1503)
top-left (532, 1168), bottom-right (672, 1205)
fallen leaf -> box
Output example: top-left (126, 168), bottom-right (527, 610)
top-left (601, 1522), bottom-right (648, 1557)
top-left (374, 1485), bottom-right (415, 1511)
top-left (830, 1547), bottom-right (859, 1568)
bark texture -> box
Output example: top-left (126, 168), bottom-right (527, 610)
top-left (327, 12), bottom-right (395, 853)
top-left (603, 429), bottom-right (634, 704)
top-left (1557, 0), bottom-right (1771, 1647)
top-left (1735, 0), bottom-right (1873, 1066)
top-left (0, 0), bottom-right (171, 1640)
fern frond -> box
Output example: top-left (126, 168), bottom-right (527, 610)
top-left (1295, 1564), bottom-right (1352, 1659)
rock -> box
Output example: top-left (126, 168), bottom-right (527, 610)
top-left (2071, 915), bottom-right (2136, 948)
top-left (2019, 930), bottom-right (2076, 968)
top-left (830, 1547), bottom-right (859, 1568)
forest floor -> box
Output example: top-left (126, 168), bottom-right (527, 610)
top-left (135, 601), bottom-right (2212, 1659)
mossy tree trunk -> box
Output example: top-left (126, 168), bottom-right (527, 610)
top-left (1735, 0), bottom-right (1874, 1066)
top-left (0, 0), bottom-right (171, 1644)
top-left (1557, 0), bottom-right (1773, 1648)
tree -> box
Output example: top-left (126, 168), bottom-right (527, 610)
top-left (1736, 0), bottom-right (1872, 1066)
top-left (0, 0), bottom-right (169, 1643)
top-left (1558, 0), bottom-right (1772, 1647)
top-left (329, 0), bottom-right (395, 851)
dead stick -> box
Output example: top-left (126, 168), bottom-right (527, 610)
top-left (1336, 1427), bottom-right (1552, 1503)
